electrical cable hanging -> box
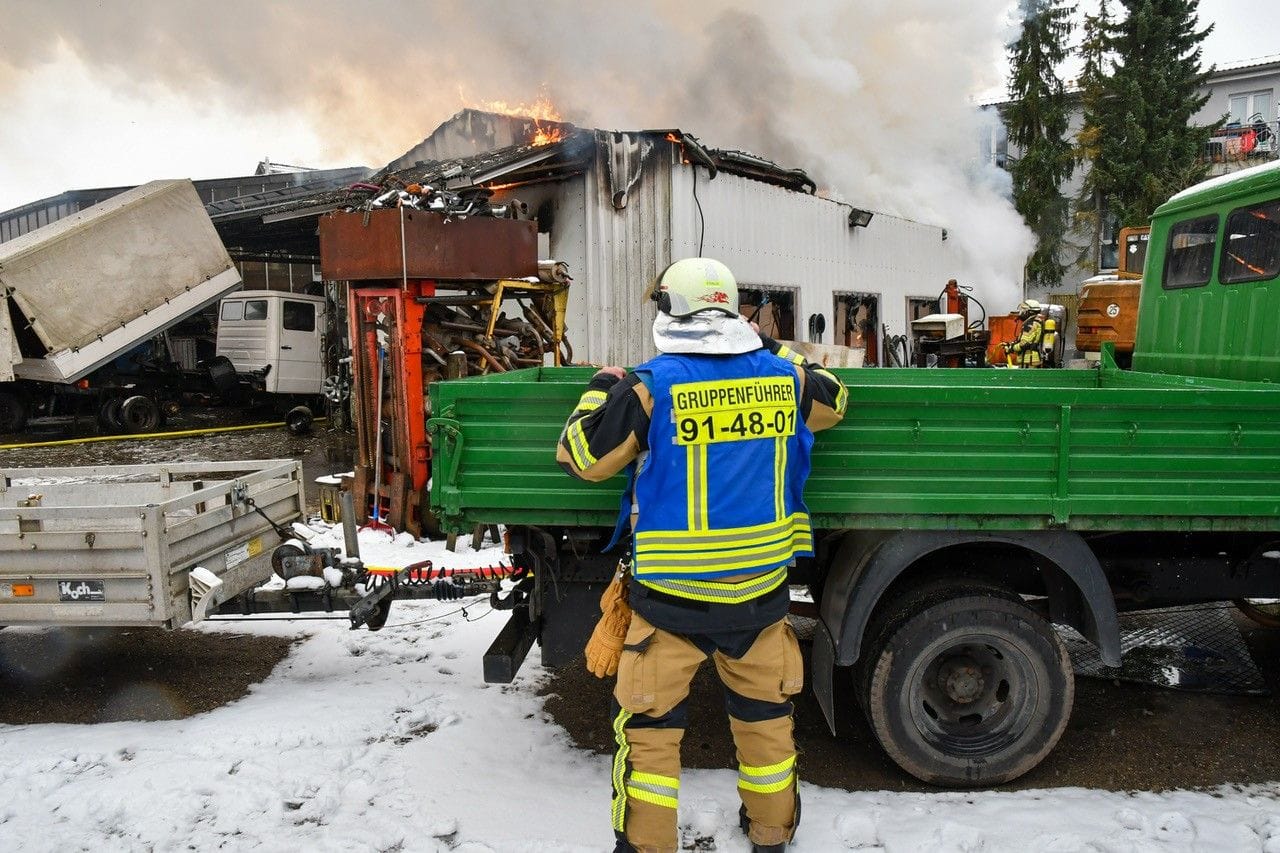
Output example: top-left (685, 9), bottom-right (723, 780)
top-left (692, 165), bottom-right (705, 256)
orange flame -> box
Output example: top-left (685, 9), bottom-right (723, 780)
top-left (474, 93), bottom-right (565, 146)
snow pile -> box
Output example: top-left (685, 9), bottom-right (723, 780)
top-left (0, 528), bottom-right (1274, 851)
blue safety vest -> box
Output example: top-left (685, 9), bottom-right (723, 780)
top-left (629, 349), bottom-right (815, 603)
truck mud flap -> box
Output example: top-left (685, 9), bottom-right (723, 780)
top-left (484, 609), bottom-right (539, 684)
top-left (811, 617), bottom-right (838, 736)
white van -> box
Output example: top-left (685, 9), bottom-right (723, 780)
top-left (215, 291), bottom-right (325, 396)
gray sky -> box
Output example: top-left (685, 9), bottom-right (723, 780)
top-left (0, 0), bottom-right (1275, 213)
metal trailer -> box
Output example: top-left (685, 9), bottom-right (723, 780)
top-left (0, 460), bottom-right (304, 628)
top-left (426, 355), bottom-right (1280, 787)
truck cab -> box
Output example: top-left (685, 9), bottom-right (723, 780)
top-left (215, 291), bottom-right (325, 396)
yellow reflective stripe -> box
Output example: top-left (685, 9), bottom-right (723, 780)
top-left (775, 345), bottom-right (805, 366)
top-left (738, 753), bottom-right (796, 794)
top-left (626, 771), bottom-right (680, 810)
top-left (635, 536), bottom-right (810, 574)
top-left (611, 709), bottom-right (633, 832)
top-left (814, 368), bottom-right (848, 414)
top-left (636, 513), bottom-right (810, 547)
top-left (683, 443), bottom-right (709, 530)
top-left (627, 786), bottom-right (679, 809)
top-left (629, 771), bottom-right (679, 788)
top-left (741, 754), bottom-right (796, 777)
top-left (638, 566), bottom-right (788, 604)
top-left (773, 435), bottom-right (786, 520)
top-left (695, 445), bottom-right (708, 529)
top-left (566, 419), bottom-right (596, 470)
top-left (574, 389), bottom-right (608, 414)
top-left (685, 444), bottom-right (698, 530)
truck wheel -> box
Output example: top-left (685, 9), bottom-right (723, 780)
top-left (863, 590), bottom-right (1073, 787)
top-left (97, 398), bottom-right (124, 434)
top-left (285, 405), bottom-right (314, 436)
top-left (0, 391), bottom-right (28, 433)
top-left (121, 395), bottom-right (162, 432)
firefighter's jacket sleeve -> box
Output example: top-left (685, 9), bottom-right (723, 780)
top-left (1009, 317), bottom-right (1044, 353)
top-left (759, 335), bottom-right (849, 433)
top-left (557, 372), bottom-right (653, 482)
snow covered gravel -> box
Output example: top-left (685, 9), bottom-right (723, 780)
top-left (0, 527), bottom-right (1275, 852)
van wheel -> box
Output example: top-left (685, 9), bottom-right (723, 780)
top-left (0, 391), bottom-right (28, 433)
top-left (121, 395), bottom-right (162, 432)
top-left (862, 589), bottom-right (1073, 787)
top-left (285, 405), bottom-right (314, 436)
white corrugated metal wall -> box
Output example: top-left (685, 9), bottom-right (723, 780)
top-left (552, 133), bottom-right (672, 367)
top-left (545, 135), bottom-right (957, 365)
top-left (669, 162), bottom-right (955, 355)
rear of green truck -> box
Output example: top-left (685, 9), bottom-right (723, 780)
top-left (428, 160), bottom-right (1280, 788)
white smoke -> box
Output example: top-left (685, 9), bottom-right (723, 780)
top-left (0, 0), bottom-right (1031, 303)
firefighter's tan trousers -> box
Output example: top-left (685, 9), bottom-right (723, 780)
top-left (611, 613), bottom-right (803, 853)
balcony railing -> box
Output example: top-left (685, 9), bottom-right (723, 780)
top-left (1202, 119), bottom-right (1279, 173)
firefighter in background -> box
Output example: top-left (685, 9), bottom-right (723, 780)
top-left (556, 258), bottom-right (848, 853)
top-left (1003, 299), bottom-right (1047, 367)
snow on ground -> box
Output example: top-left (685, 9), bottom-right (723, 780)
top-left (0, 527), bottom-right (1276, 852)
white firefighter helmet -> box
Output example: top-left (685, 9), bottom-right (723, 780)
top-left (1017, 299), bottom-right (1043, 318)
top-left (651, 258), bottom-right (739, 318)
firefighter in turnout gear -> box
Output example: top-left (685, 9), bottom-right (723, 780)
top-left (1003, 299), bottom-right (1046, 367)
top-left (556, 258), bottom-right (848, 853)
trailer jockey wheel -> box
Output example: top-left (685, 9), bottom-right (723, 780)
top-left (861, 583), bottom-right (1073, 787)
top-left (120, 395), bottom-right (161, 433)
top-left (285, 405), bottom-right (314, 436)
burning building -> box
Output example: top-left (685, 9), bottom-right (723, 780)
top-left (215, 108), bottom-right (958, 368)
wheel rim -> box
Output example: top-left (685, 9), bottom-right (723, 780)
top-left (906, 634), bottom-right (1041, 758)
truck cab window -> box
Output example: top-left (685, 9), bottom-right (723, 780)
top-left (282, 300), bottom-right (316, 332)
top-left (220, 301), bottom-right (244, 321)
top-left (1162, 215), bottom-right (1218, 289)
top-left (1220, 199), bottom-right (1280, 284)
top-left (244, 300), bottom-right (268, 321)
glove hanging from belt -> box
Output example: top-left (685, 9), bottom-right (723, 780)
top-left (584, 560), bottom-right (632, 678)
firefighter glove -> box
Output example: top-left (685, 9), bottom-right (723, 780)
top-left (585, 567), bottom-right (632, 678)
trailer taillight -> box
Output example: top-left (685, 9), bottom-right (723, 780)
top-left (11, 583), bottom-right (34, 597)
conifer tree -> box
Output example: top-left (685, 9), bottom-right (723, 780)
top-left (1092, 0), bottom-right (1216, 228)
top-left (1002, 0), bottom-right (1075, 290)
top-left (1072, 0), bottom-right (1113, 271)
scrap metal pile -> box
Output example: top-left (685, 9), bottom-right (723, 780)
top-left (416, 260), bottom-right (574, 376)
top-left (330, 169), bottom-right (574, 377)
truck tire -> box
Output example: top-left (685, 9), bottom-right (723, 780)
top-left (0, 390), bottom-right (28, 433)
top-left (97, 398), bottom-right (124, 434)
top-left (863, 589), bottom-right (1074, 787)
top-left (121, 395), bottom-right (162, 433)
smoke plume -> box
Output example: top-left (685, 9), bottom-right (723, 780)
top-left (0, 0), bottom-right (1031, 302)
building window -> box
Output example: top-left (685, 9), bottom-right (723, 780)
top-left (1229, 90), bottom-right (1274, 124)
top-left (1162, 215), bottom-right (1219, 289)
top-left (1220, 198), bottom-right (1280, 284)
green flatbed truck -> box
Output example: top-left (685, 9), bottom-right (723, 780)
top-left (427, 160), bottom-right (1280, 787)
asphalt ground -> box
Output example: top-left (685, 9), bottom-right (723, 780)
top-left (2, 422), bottom-right (1279, 790)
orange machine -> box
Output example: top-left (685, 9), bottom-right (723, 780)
top-left (319, 207), bottom-right (568, 534)
top-left (1077, 226), bottom-right (1148, 363)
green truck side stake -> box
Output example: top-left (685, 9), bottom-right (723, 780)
top-left (429, 160), bottom-right (1280, 788)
